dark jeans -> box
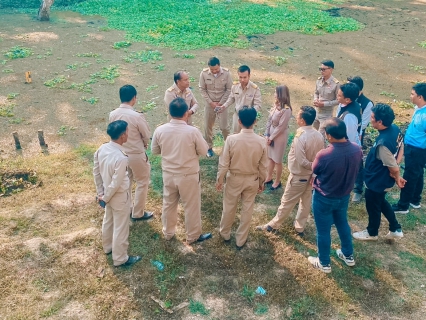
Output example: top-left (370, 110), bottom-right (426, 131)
top-left (312, 191), bottom-right (353, 266)
top-left (365, 188), bottom-right (401, 236)
top-left (354, 159), bottom-right (364, 194)
top-left (398, 144), bottom-right (426, 209)
top-left (361, 128), bottom-right (366, 148)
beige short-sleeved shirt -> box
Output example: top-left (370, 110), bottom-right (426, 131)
top-left (217, 128), bottom-right (268, 187)
top-left (287, 126), bottom-right (324, 176)
top-left (314, 75), bottom-right (340, 116)
top-left (164, 83), bottom-right (199, 114)
top-left (222, 81), bottom-right (261, 112)
top-left (151, 119), bottom-right (208, 174)
top-left (93, 141), bottom-right (130, 203)
top-left (109, 104), bottom-right (151, 154)
top-left (199, 67), bottom-right (233, 104)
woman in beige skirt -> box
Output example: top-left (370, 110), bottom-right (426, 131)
top-left (264, 85), bottom-right (292, 190)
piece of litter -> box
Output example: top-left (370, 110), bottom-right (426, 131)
top-left (256, 286), bottom-right (266, 295)
top-left (151, 296), bottom-right (173, 314)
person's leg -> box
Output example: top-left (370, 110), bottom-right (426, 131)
top-left (312, 191), bottom-right (333, 266)
top-left (232, 112), bottom-right (241, 134)
top-left (128, 153), bottom-right (151, 218)
top-left (265, 159), bottom-right (275, 183)
top-left (333, 195), bottom-right (353, 258)
top-left (178, 173), bottom-right (202, 243)
top-left (162, 172), bottom-right (179, 240)
top-left (235, 176), bottom-right (258, 246)
top-left (220, 174), bottom-right (242, 240)
top-left (294, 181), bottom-right (313, 233)
top-left (102, 205), bottom-right (114, 254)
top-left (204, 104), bottom-right (216, 149)
top-left (218, 108), bottom-right (230, 142)
top-left (365, 188), bottom-right (383, 237)
top-left (398, 146), bottom-right (423, 209)
top-left (353, 160), bottom-right (364, 195)
top-left (271, 162), bottom-right (282, 188)
top-left (110, 192), bottom-right (131, 266)
top-left (381, 193), bottom-right (401, 232)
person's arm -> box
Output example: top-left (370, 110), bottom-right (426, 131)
top-left (269, 109), bottom-right (291, 141)
top-left (377, 145), bottom-right (406, 188)
top-left (253, 87), bottom-right (262, 111)
top-left (93, 149), bottom-right (104, 197)
top-left (314, 81), bottom-right (319, 101)
top-left (344, 114), bottom-right (359, 144)
top-left (151, 130), bottom-right (161, 155)
top-left (189, 92), bottom-right (199, 114)
top-left (164, 90), bottom-right (175, 113)
top-left (195, 129), bottom-right (208, 156)
top-left (198, 71), bottom-right (213, 105)
top-left (327, 82), bottom-right (341, 107)
top-left (219, 72), bottom-right (233, 105)
top-left (220, 86), bottom-right (235, 110)
top-left (311, 152), bottom-right (322, 185)
top-left (361, 101), bottom-right (373, 131)
top-left (103, 157), bottom-right (128, 203)
top-left (216, 139), bottom-right (231, 190)
top-left (258, 142), bottom-right (268, 192)
top-left (264, 110), bottom-right (272, 136)
top-left (137, 114), bottom-right (151, 148)
top-left (294, 136), bottom-right (313, 171)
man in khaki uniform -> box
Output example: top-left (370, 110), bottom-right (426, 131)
top-left (216, 106), bottom-right (268, 250)
top-left (152, 97), bottom-right (212, 244)
top-left (93, 120), bottom-right (141, 267)
top-left (313, 60), bottom-right (340, 136)
top-left (109, 85), bottom-right (153, 221)
top-left (164, 71), bottom-right (199, 125)
top-left (218, 65), bottom-right (261, 134)
top-left (199, 57), bottom-right (233, 157)
top-left (256, 106), bottom-right (324, 236)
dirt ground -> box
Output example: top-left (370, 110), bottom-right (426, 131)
top-left (1, 0), bottom-right (426, 319)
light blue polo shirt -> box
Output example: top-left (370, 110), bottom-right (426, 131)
top-left (405, 105), bottom-right (426, 149)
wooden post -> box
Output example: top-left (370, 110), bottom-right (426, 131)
top-left (12, 132), bottom-right (21, 150)
top-left (38, 0), bottom-right (55, 21)
top-left (38, 130), bottom-right (46, 147)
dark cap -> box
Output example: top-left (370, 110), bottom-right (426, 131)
top-left (321, 60), bottom-right (334, 69)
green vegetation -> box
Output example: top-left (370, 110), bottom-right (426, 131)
top-left (76, 52), bottom-right (101, 58)
top-left (380, 91), bottom-right (397, 98)
top-left (269, 55), bottom-right (287, 66)
top-left (44, 76), bottom-right (67, 88)
top-left (0, 104), bottom-right (15, 117)
top-left (189, 299), bottom-right (209, 316)
top-left (418, 40), bottom-right (426, 49)
top-left (62, 0), bottom-right (362, 50)
top-left (264, 78), bottom-right (278, 86)
top-left (154, 64), bottom-right (165, 71)
top-left (254, 303), bottom-right (269, 315)
top-left (124, 50), bottom-right (163, 64)
top-left (112, 41), bottom-right (132, 49)
top-left (146, 85), bottom-right (158, 92)
top-left (2, 69), bottom-right (14, 73)
top-left (81, 96), bottom-right (99, 105)
top-left (241, 284), bottom-right (256, 302)
top-left (141, 101), bottom-right (157, 113)
top-left (3, 46), bottom-right (33, 59)
top-left (90, 65), bottom-right (120, 83)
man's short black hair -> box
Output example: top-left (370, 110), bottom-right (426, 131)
top-left (340, 82), bottom-right (360, 102)
top-left (321, 60), bottom-right (334, 69)
top-left (173, 71), bottom-right (185, 84)
top-left (299, 106), bottom-right (316, 126)
top-left (324, 117), bottom-right (347, 140)
top-left (238, 106), bottom-right (257, 128)
top-left (208, 57), bottom-right (220, 67)
top-left (413, 83), bottom-right (426, 101)
top-left (371, 103), bottom-right (395, 127)
top-left (169, 97), bottom-right (188, 118)
top-left (119, 85), bottom-right (137, 103)
top-left (238, 65), bottom-right (250, 74)
top-left (107, 120), bottom-right (128, 140)
top-left (347, 76), bottom-right (364, 91)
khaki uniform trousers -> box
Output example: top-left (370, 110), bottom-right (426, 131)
top-left (313, 110), bottom-right (333, 137)
top-left (128, 153), bottom-right (151, 218)
top-left (102, 191), bottom-right (131, 266)
top-left (204, 104), bottom-right (230, 149)
top-left (220, 173), bottom-right (259, 246)
top-left (268, 173), bottom-right (313, 232)
top-left (232, 112), bottom-right (242, 134)
top-left (162, 171), bottom-right (202, 243)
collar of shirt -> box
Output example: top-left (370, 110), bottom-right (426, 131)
top-left (239, 80), bottom-right (253, 91)
top-left (119, 103), bottom-right (134, 109)
top-left (172, 83), bottom-right (189, 95)
top-left (170, 119), bottom-right (187, 125)
top-left (322, 76), bottom-right (334, 85)
top-left (416, 104), bottom-right (426, 110)
top-left (208, 67), bottom-right (223, 76)
top-left (240, 128), bottom-right (254, 133)
top-left (109, 140), bottom-right (125, 151)
top-left (299, 125), bottom-right (312, 131)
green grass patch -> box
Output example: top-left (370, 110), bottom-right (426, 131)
top-left (189, 299), bottom-right (209, 315)
top-left (81, 96), bottom-right (99, 104)
top-left (0, 104), bottom-right (15, 117)
top-left (398, 251), bottom-right (426, 273)
top-left (418, 40), bottom-right (426, 49)
top-left (124, 50), bottom-right (163, 63)
top-left (2, 69), bottom-right (14, 73)
top-left (146, 85), bottom-right (158, 92)
top-left (254, 303), bottom-right (268, 315)
top-left (3, 45), bottom-right (33, 59)
top-left (264, 78), bottom-right (278, 86)
top-left (380, 91), bottom-right (397, 98)
top-left (140, 101), bottom-right (157, 113)
top-left (90, 65), bottom-right (120, 83)
top-left (76, 52), bottom-right (101, 58)
top-left (154, 63), bottom-right (165, 71)
top-left (7, 93), bottom-right (19, 100)
top-left (64, 0), bottom-right (362, 50)
top-left (241, 284), bottom-right (256, 303)
top-left (112, 41), bottom-right (132, 49)
top-left (44, 75), bottom-right (67, 88)
top-left (268, 55), bottom-right (287, 66)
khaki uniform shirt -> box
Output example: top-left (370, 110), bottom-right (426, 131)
top-left (222, 81), bottom-right (261, 112)
top-left (288, 126), bottom-right (324, 176)
top-left (199, 67), bottom-right (233, 104)
top-left (151, 119), bottom-right (208, 174)
top-left (109, 104), bottom-right (151, 154)
top-left (314, 75), bottom-right (340, 116)
top-left (217, 129), bottom-right (268, 187)
top-left (93, 141), bottom-right (130, 203)
top-left (164, 83), bottom-right (199, 114)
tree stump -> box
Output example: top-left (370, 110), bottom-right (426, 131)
top-left (38, 0), bottom-right (55, 21)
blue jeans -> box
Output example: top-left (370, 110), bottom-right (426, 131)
top-left (312, 191), bottom-right (353, 266)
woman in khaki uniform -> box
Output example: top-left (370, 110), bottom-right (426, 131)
top-left (264, 85), bottom-right (292, 190)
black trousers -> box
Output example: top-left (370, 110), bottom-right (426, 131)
top-left (398, 144), bottom-right (426, 209)
top-left (366, 188), bottom-right (401, 236)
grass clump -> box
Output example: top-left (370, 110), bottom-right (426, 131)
top-left (90, 65), bottom-right (119, 83)
top-left (0, 104), bottom-right (15, 117)
top-left (81, 96), bottom-right (99, 104)
top-left (241, 284), bottom-right (256, 302)
top-left (3, 45), bottom-right (33, 59)
top-left (66, 0), bottom-right (362, 50)
top-left (418, 40), bottom-right (426, 49)
top-left (189, 299), bottom-right (209, 315)
top-left (76, 52), bottom-right (101, 58)
top-left (0, 170), bottom-right (39, 197)
top-left (44, 75), bottom-right (67, 88)
top-left (2, 69), bottom-right (14, 73)
top-left (125, 50), bottom-right (163, 63)
top-left (112, 41), bottom-right (132, 49)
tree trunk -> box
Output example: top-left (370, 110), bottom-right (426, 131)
top-left (38, 0), bottom-right (55, 21)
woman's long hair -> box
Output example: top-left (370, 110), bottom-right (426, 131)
top-left (275, 85), bottom-right (292, 111)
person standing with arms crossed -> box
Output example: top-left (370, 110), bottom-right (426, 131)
top-left (151, 97), bottom-right (212, 244)
top-left (216, 106), bottom-right (268, 250)
top-left (109, 85), bottom-right (153, 221)
top-left (313, 60), bottom-right (340, 136)
top-left (217, 65), bottom-right (261, 134)
top-left (199, 57), bottom-right (233, 158)
top-left (93, 120), bottom-right (141, 267)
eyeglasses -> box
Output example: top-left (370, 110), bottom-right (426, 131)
top-left (319, 67), bottom-right (330, 72)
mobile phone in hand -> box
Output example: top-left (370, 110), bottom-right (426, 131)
top-left (96, 196), bottom-right (106, 208)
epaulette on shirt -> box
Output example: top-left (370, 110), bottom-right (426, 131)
top-left (167, 87), bottom-right (174, 92)
top-left (295, 129), bottom-right (304, 138)
top-left (233, 80), bottom-right (239, 85)
top-left (203, 67), bottom-right (209, 72)
top-left (317, 76), bottom-right (322, 80)
top-left (222, 67), bottom-right (229, 71)
top-left (334, 78), bottom-right (340, 84)
top-left (251, 83), bottom-right (258, 89)
top-left (121, 150), bottom-right (128, 157)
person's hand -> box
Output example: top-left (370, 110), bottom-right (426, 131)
top-left (267, 139), bottom-right (272, 146)
top-left (313, 100), bottom-right (324, 108)
top-left (216, 105), bottom-right (224, 113)
top-left (257, 185), bottom-right (265, 194)
top-left (210, 102), bottom-right (218, 109)
top-left (216, 182), bottom-right (223, 191)
top-left (396, 176), bottom-right (406, 189)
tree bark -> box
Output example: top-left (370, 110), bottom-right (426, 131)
top-left (38, 0), bottom-right (55, 21)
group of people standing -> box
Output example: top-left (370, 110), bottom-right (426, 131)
top-left (93, 56), bottom-right (426, 273)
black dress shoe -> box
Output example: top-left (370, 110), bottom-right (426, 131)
top-left (270, 182), bottom-right (282, 191)
top-left (131, 211), bottom-right (154, 221)
top-left (118, 255), bottom-right (142, 267)
top-left (223, 238), bottom-right (231, 243)
top-left (236, 241), bottom-right (247, 250)
top-left (296, 231), bottom-right (304, 238)
top-left (264, 180), bottom-right (273, 185)
top-left (196, 233), bottom-right (212, 242)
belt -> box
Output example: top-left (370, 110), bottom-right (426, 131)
top-left (164, 171), bottom-right (199, 177)
top-left (228, 171), bottom-right (258, 176)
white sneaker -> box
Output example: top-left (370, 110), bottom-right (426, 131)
top-left (308, 256), bottom-right (331, 273)
top-left (352, 230), bottom-right (378, 241)
top-left (336, 249), bottom-right (355, 267)
top-left (385, 229), bottom-right (403, 240)
top-left (410, 203), bottom-right (421, 209)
